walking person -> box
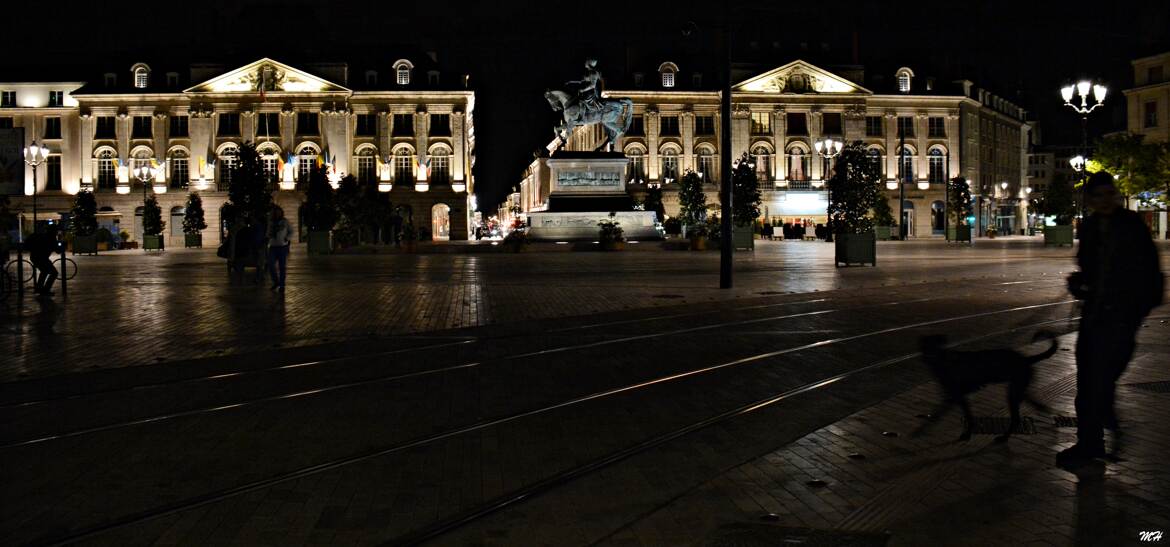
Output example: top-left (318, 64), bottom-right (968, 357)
top-left (27, 224), bottom-right (60, 298)
top-left (1059, 172), bottom-right (1163, 467)
top-left (266, 206), bottom-right (293, 292)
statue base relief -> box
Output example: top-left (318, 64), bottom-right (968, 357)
top-left (526, 152), bottom-right (662, 241)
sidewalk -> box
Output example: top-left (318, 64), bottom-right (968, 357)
top-left (602, 319), bottom-right (1170, 547)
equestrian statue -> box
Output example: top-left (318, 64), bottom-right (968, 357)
top-left (545, 59), bottom-right (634, 151)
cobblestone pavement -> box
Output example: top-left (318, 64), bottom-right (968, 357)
top-left (0, 239), bottom-right (1165, 546)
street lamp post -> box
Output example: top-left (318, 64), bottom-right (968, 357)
top-left (134, 163), bottom-right (160, 242)
top-left (814, 138), bottom-right (842, 242)
top-left (19, 142), bottom-right (51, 298)
top-left (1061, 80), bottom-right (1106, 224)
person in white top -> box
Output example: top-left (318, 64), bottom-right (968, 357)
top-left (266, 206), bottom-right (293, 291)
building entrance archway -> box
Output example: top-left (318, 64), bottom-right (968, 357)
top-left (431, 204), bottom-right (450, 241)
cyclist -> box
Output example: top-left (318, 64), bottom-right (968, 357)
top-left (26, 224), bottom-right (60, 297)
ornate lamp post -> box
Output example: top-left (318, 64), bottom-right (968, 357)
top-left (23, 141), bottom-right (51, 225)
top-left (815, 138), bottom-right (842, 242)
top-left (1061, 80), bottom-right (1105, 222)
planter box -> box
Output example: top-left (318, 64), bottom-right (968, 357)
top-left (834, 232), bottom-right (876, 267)
top-left (143, 234), bottom-right (164, 251)
top-left (307, 230), bottom-right (333, 255)
top-left (184, 233), bottom-right (203, 248)
top-left (947, 225), bottom-right (973, 243)
top-left (600, 240), bottom-right (626, 251)
top-left (1043, 225), bottom-right (1074, 247)
top-left (97, 242), bottom-right (110, 251)
top-left (73, 234), bottom-right (98, 255)
top-left (874, 226), bottom-right (894, 241)
top-left (732, 224), bottom-right (755, 251)
top-left (689, 236), bottom-right (707, 251)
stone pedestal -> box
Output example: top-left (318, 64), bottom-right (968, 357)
top-left (527, 152), bottom-right (661, 241)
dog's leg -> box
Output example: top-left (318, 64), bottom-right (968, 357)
top-left (998, 385), bottom-right (1025, 443)
top-left (957, 398), bottom-right (973, 441)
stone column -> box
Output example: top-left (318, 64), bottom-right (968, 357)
top-left (115, 112), bottom-right (129, 159)
top-left (79, 112), bottom-right (94, 186)
top-left (646, 107), bottom-right (659, 180)
top-left (280, 107), bottom-right (296, 149)
top-left (681, 111), bottom-right (695, 172)
top-left (730, 105), bottom-right (750, 162)
top-left (322, 106), bottom-right (352, 175)
top-left (884, 110), bottom-right (898, 182)
top-left (946, 112), bottom-right (961, 179)
top-left (809, 109), bottom-right (823, 181)
top-left (414, 108), bottom-right (428, 180)
top-left (772, 107), bottom-right (786, 182)
top-left (240, 110), bottom-right (255, 144)
top-left (452, 110), bottom-right (466, 183)
top-left (188, 107), bottom-right (214, 180)
top-left (915, 112), bottom-right (929, 182)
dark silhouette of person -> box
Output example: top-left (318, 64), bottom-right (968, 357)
top-left (1059, 171), bottom-right (1164, 467)
top-left (266, 206), bottom-right (292, 291)
top-left (26, 224), bottom-right (60, 297)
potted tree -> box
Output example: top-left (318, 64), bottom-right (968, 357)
top-left (872, 194), bottom-right (896, 241)
top-left (678, 169), bottom-right (707, 250)
top-left (1036, 177), bottom-right (1076, 246)
top-left (947, 177), bottom-right (974, 243)
top-left (302, 165), bottom-right (338, 254)
top-left (71, 190), bottom-right (99, 255)
top-left (828, 142), bottom-right (880, 267)
top-left (142, 194), bottom-right (165, 251)
top-left (598, 211), bottom-right (626, 251)
top-left (731, 153), bottom-right (762, 251)
top-left (183, 192), bottom-right (207, 248)
top-left (95, 227), bottom-right (113, 251)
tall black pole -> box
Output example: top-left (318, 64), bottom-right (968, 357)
top-left (944, 150), bottom-right (950, 240)
top-left (718, 10), bottom-right (733, 289)
top-left (898, 122), bottom-right (906, 240)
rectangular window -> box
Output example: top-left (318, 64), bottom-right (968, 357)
top-left (662, 71), bottom-right (675, 88)
top-left (356, 155), bottom-right (376, 183)
top-left (865, 116), bottom-right (883, 137)
top-left (659, 116), bottom-right (680, 136)
top-left (132, 116), bottom-right (152, 139)
top-left (928, 117), bottom-right (945, 137)
top-left (431, 154), bottom-right (450, 184)
top-left (0, 117), bottom-right (12, 129)
top-left (261, 157), bottom-right (278, 184)
top-left (46, 156), bottom-right (61, 190)
top-left (48, 91), bottom-right (64, 107)
top-left (97, 154), bottom-right (116, 189)
top-left (1145, 101), bottom-right (1158, 128)
top-left (217, 113), bottom-right (240, 136)
top-left (255, 113), bottom-right (279, 137)
top-left (627, 154), bottom-right (645, 182)
top-left (897, 116), bottom-right (915, 137)
top-left (392, 114), bottom-right (413, 137)
top-left (43, 117), bottom-right (61, 139)
top-left (95, 116), bottom-right (116, 139)
top-left (695, 115), bottom-right (715, 135)
top-left (394, 153), bottom-right (413, 181)
top-left (660, 154), bottom-right (678, 180)
top-left (296, 112), bottom-right (318, 136)
top-left (750, 112), bottom-right (770, 134)
top-left (821, 113), bottom-right (842, 136)
top-left (355, 114), bottom-right (377, 136)
top-left (786, 113), bottom-right (808, 135)
top-left (0, 91), bottom-right (15, 107)
top-left (170, 157), bottom-right (188, 188)
top-left (429, 114), bottom-right (450, 136)
top-left (169, 115), bottom-right (189, 137)
top-left (627, 115), bottom-right (644, 136)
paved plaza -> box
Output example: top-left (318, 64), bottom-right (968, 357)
top-left (0, 238), bottom-right (1167, 546)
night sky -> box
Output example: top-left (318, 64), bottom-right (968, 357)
top-left (3, 0), bottom-right (1166, 209)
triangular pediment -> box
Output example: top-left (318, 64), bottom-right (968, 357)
top-left (185, 58), bottom-right (349, 94)
top-left (734, 60), bottom-right (870, 94)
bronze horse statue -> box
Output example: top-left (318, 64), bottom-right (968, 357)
top-left (545, 89), bottom-right (633, 151)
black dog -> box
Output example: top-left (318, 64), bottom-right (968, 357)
top-left (919, 332), bottom-right (1058, 442)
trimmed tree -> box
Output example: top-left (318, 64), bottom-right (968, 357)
top-left (225, 141), bottom-right (272, 229)
top-left (1035, 177), bottom-right (1077, 225)
top-left (182, 192), bottom-right (207, 234)
top-left (643, 185), bottom-right (665, 223)
top-left (677, 169), bottom-right (706, 236)
top-left (827, 141), bottom-right (880, 235)
top-left (142, 194), bottom-right (164, 236)
top-left (731, 152), bottom-right (762, 226)
top-left (948, 177), bottom-right (973, 225)
top-left (70, 190), bottom-right (99, 236)
top-left (872, 194), bottom-right (895, 227)
top-left (302, 165), bottom-right (338, 231)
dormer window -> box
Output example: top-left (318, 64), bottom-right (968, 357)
top-left (896, 67), bottom-right (914, 94)
top-left (633, 73), bottom-right (644, 88)
top-left (365, 70), bottom-right (378, 87)
top-left (658, 62), bottom-right (678, 88)
top-left (428, 70), bottom-right (440, 86)
top-left (692, 73), bottom-right (702, 88)
top-left (166, 72), bottom-right (179, 88)
top-left (393, 59), bottom-right (414, 86)
top-left (132, 63), bottom-right (151, 89)
top-left (104, 73), bottom-right (117, 88)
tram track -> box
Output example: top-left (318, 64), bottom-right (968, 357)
top-left (24, 298), bottom-right (1076, 547)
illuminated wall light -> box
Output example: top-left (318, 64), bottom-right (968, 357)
top-left (116, 185), bottom-right (130, 194)
top-left (452, 179), bottom-right (466, 193)
top-left (378, 182), bottom-right (393, 192)
top-left (917, 181), bottom-right (930, 190)
top-left (415, 182), bottom-right (429, 192)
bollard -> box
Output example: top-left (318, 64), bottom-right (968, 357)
top-left (59, 252), bottom-right (66, 297)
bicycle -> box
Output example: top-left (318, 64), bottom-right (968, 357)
top-left (1, 256), bottom-right (77, 299)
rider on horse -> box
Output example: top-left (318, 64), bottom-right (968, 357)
top-left (566, 58), bottom-right (603, 122)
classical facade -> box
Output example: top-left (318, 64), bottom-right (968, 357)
top-left (516, 60), bottom-right (1030, 237)
top-left (0, 57), bottom-right (475, 244)
top-left (1123, 50), bottom-right (1170, 238)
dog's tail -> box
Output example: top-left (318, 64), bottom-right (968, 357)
top-left (1027, 331), bottom-right (1059, 365)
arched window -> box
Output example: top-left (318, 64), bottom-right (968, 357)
top-left (296, 144), bottom-right (319, 182)
top-left (867, 147), bottom-right (884, 178)
top-left (218, 144), bottom-right (239, 188)
top-left (625, 147), bottom-right (646, 183)
top-left (355, 146), bottom-right (378, 184)
top-left (257, 143), bottom-right (281, 185)
top-left (131, 147), bottom-right (154, 185)
top-left (696, 147), bottom-right (716, 184)
top-left (431, 203), bottom-right (450, 241)
top-left (660, 147), bottom-right (679, 182)
top-left (96, 148), bottom-right (117, 190)
top-left (896, 67), bottom-right (914, 94)
top-left (787, 145), bottom-right (810, 183)
top-left (659, 62), bottom-right (678, 88)
top-left (393, 59), bottom-right (413, 86)
top-left (168, 148), bottom-right (189, 189)
top-left (751, 144), bottom-right (772, 183)
top-left (928, 148), bottom-right (945, 184)
top-left (133, 63), bottom-right (150, 89)
top-left (429, 145), bottom-right (452, 184)
top-left (393, 147), bottom-right (414, 182)
top-left (897, 145), bottom-right (915, 181)
top-left (170, 206), bottom-right (185, 237)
